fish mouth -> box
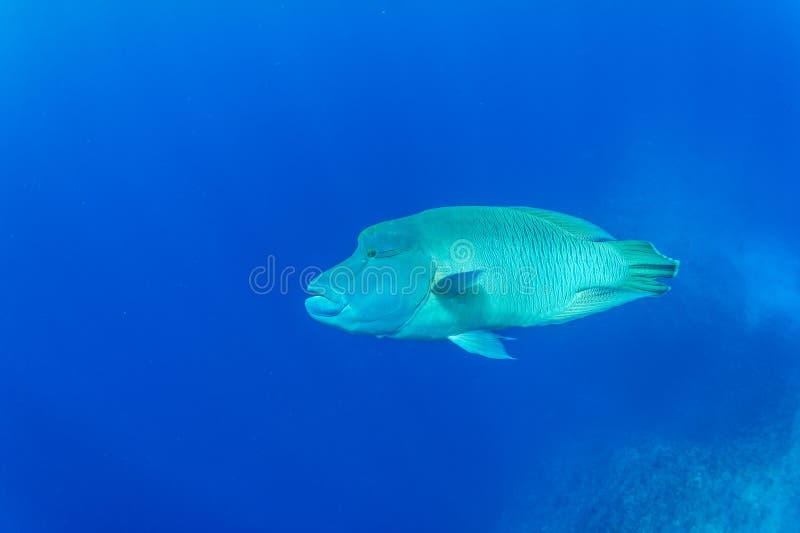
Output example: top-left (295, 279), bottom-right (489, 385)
top-left (305, 294), bottom-right (346, 317)
top-left (305, 281), bottom-right (347, 318)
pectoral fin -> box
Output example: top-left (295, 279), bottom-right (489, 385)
top-left (448, 330), bottom-right (515, 359)
top-left (433, 270), bottom-right (484, 297)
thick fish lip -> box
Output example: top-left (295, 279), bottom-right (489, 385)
top-left (304, 279), bottom-right (346, 318)
top-left (305, 295), bottom-right (347, 317)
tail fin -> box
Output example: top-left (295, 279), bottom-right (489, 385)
top-left (607, 240), bottom-right (680, 295)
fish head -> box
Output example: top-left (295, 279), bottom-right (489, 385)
top-left (305, 219), bottom-right (433, 336)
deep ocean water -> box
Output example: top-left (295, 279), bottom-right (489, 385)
top-left (1, 1), bottom-right (798, 532)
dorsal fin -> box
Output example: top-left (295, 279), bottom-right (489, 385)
top-left (512, 207), bottom-right (615, 241)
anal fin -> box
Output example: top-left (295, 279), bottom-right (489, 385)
top-left (549, 287), bottom-right (642, 324)
top-left (448, 330), bottom-right (515, 360)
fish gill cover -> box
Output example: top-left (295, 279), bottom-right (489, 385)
top-left (0, 1), bottom-right (798, 532)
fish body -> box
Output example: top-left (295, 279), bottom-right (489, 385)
top-left (305, 206), bottom-right (679, 359)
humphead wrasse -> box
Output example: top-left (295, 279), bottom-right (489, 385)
top-left (305, 206), bottom-right (679, 359)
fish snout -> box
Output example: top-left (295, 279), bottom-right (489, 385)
top-left (305, 275), bottom-right (347, 318)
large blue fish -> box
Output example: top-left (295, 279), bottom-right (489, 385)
top-left (305, 206), bottom-right (679, 359)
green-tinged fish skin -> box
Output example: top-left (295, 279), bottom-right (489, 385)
top-left (305, 206), bottom-right (679, 359)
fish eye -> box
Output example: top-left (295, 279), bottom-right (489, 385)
top-left (366, 248), bottom-right (377, 258)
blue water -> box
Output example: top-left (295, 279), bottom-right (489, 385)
top-left (2, 2), bottom-right (799, 532)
